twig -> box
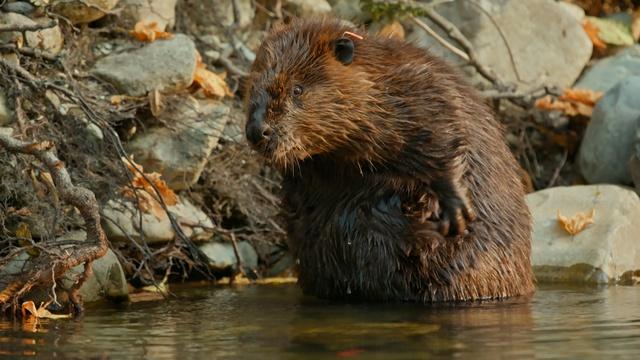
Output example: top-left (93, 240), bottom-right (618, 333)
top-left (0, 20), bottom-right (57, 33)
top-left (416, 6), bottom-right (502, 86)
top-left (229, 232), bottom-right (246, 282)
top-left (467, 0), bottom-right (523, 82)
top-left (216, 56), bottom-right (249, 78)
top-left (0, 44), bottom-right (59, 62)
top-left (410, 16), bottom-right (469, 61)
top-left (547, 149), bottom-right (568, 188)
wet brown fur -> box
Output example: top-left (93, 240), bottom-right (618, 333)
top-left (245, 18), bottom-right (534, 302)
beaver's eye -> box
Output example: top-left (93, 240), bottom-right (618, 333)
top-left (292, 85), bottom-right (303, 97)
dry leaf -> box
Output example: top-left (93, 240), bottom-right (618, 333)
top-left (535, 88), bottom-right (604, 117)
top-left (193, 51), bottom-right (233, 98)
top-left (21, 301), bottom-right (71, 320)
top-left (130, 21), bottom-right (173, 42)
top-left (557, 208), bottom-right (596, 235)
top-left (582, 18), bottom-right (607, 50)
top-left (120, 157), bottom-right (178, 219)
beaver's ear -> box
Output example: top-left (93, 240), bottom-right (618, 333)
top-left (334, 37), bottom-right (354, 65)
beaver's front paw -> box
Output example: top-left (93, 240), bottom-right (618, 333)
top-left (438, 195), bottom-right (476, 236)
top-left (432, 180), bottom-right (477, 237)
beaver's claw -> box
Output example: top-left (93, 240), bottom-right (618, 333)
top-left (437, 192), bottom-right (477, 237)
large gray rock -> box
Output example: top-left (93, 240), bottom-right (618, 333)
top-left (117, 0), bottom-right (178, 31)
top-left (528, 185), bottom-right (640, 284)
top-left (578, 76), bottom-right (640, 184)
top-left (52, 0), bottom-right (119, 24)
top-left (102, 196), bottom-right (214, 244)
top-left (92, 34), bottom-right (197, 96)
top-left (200, 241), bottom-right (258, 273)
top-left (406, 0), bottom-right (592, 91)
top-left (576, 45), bottom-right (640, 93)
top-left (0, 13), bottom-right (64, 55)
top-left (58, 231), bottom-right (129, 302)
top-left (127, 96), bottom-right (229, 190)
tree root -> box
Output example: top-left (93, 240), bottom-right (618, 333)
top-left (0, 134), bottom-right (109, 315)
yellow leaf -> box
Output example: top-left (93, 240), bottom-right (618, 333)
top-left (192, 51), bottom-right (233, 98)
top-left (21, 301), bottom-right (71, 320)
top-left (535, 88), bottom-right (604, 117)
top-left (120, 157), bottom-right (178, 219)
top-left (130, 21), bottom-right (173, 42)
top-left (557, 208), bottom-right (596, 235)
top-left (582, 18), bottom-right (607, 51)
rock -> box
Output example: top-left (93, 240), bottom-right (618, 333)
top-left (578, 76), bottom-right (640, 184)
top-left (199, 241), bottom-right (258, 273)
top-left (117, 0), bottom-right (178, 31)
top-left (528, 185), bottom-right (640, 284)
top-left (58, 231), bottom-right (129, 302)
top-left (0, 13), bottom-right (64, 55)
top-left (52, 0), bottom-right (119, 24)
top-left (328, 0), bottom-right (368, 22)
top-left (406, 0), bottom-right (592, 91)
top-left (102, 196), bottom-right (214, 244)
top-left (2, 1), bottom-right (37, 16)
top-left (556, 1), bottom-right (586, 22)
top-left (285, 0), bottom-right (331, 17)
top-left (92, 34), bottom-right (197, 96)
top-left (575, 45), bottom-right (640, 93)
top-left (0, 92), bottom-right (12, 126)
top-left (127, 96), bottom-right (229, 190)
top-left (266, 254), bottom-right (294, 277)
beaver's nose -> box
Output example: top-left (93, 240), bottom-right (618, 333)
top-left (246, 107), bottom-right (273, 146)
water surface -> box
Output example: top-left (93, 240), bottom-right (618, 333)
top-left (1, 284), bottom-right (639, 359)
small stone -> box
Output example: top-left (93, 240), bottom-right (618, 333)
top-left (127, 96), bottom-right (230, 190)
top-left (52, 0), bottom-right (120, 24)
top-left (2, 1), bottom-right (36, 16)
top-left (92, 34), bottom-right (197, 96)
top-left (285, 0), bottom-right (331, 17)
top-left (26, 17), bottom-right (64, 55)
top-left (117, 0), bottom-right (178, 31)
top-left (631, 129), bottom-right (640, 194)
top-left (102, 196), bottom-right (214, 244)
top-left (578, 76), bottom-right (640, 184)
top-left (575, 45), bottom-right (640, 93)
top-left (199, 241), bottom-right (258, 273)
top-left (528, 185), bottom-right (640, 284)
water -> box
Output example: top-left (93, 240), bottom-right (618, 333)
top-left (1, 284), bottom-right (640, 359)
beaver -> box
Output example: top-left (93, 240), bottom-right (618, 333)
top-left (245, 18), bottom-right (534, 302)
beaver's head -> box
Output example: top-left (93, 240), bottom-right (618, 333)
top-left (245, 19), bottom-right (386, 172)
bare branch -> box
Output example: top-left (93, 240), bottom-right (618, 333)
top-left (0, 134), bottom-right (109, 313)
top-left (0, 19), bottom-right (57, 33)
